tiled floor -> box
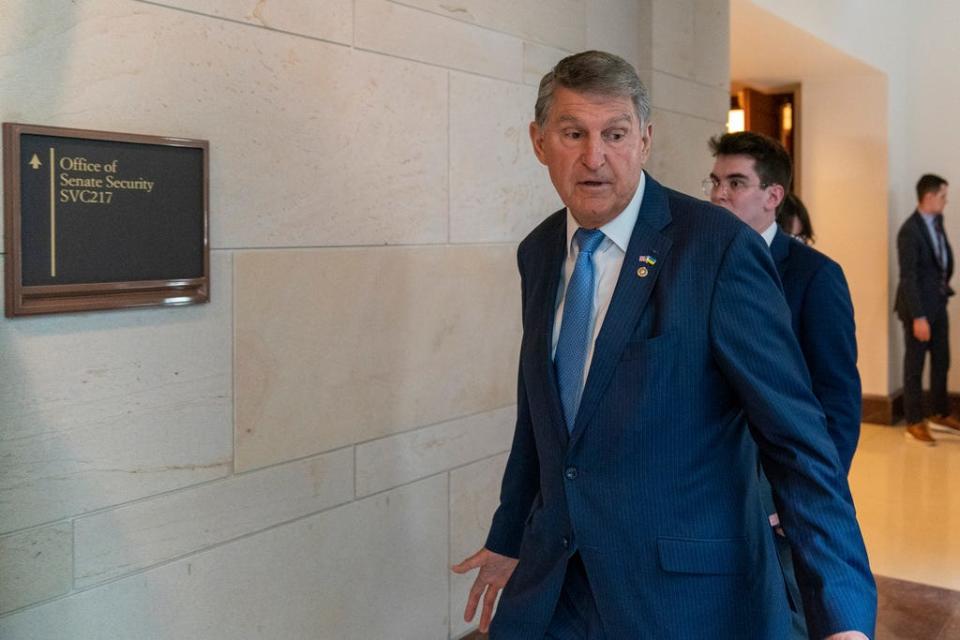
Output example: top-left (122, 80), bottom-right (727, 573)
top-left (876, 574), bottom-right (960, 639)
top-left (461, 423), bottom-right (960, 639)
top-left (851, 423), bottom-right (960, 591)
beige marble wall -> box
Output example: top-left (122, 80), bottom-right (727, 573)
top-left (0, 0), bottom-right (729, 636)
top-left (646, 0), bottom-right (730, 195)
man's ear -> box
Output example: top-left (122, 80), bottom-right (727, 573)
top-left (530, 121), bottom-right (548, 165)
top-left (767, 184), bottom-right (786, 212)
top-left (639, 121), bottom-right (654, 163)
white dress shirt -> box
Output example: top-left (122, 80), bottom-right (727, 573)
top-left (760, 221), bottom-right (778, 247)
top-left (551, 172), bottom-right (646, 390)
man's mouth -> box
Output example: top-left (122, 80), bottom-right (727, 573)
top-left (578, 180), bottom-right (609, 188)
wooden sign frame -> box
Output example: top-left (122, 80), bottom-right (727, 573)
top-left (3, 123), bottom-right (209, 316)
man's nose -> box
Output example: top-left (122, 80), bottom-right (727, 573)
top-left (580, 136), bottom-right (605, 170)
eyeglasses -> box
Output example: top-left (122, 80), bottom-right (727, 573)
top-left (701, 177), bottom-right (770, 197)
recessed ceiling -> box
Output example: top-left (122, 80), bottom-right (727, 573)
top-left (731, 0), bottom-right (880, 91)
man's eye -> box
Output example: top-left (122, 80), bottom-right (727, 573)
top-left (729, 179), bottom-right (744, 190)
top-left (563, 130), bottom-right (583, 139)
top-left (604, 131), bottom-right (625, 141)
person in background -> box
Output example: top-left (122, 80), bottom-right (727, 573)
top-left (895, 173), bottom-right (960, 444)
top-left (707, 130), bottom-right (862, 639)
top-left (777, 191), bottom-right (815, 244)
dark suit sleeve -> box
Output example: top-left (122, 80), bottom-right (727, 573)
top-left (897, 223), bottom-right (926, 319)
top-left (798, 261), bottom-right (861, 473)
top-left (709, 226), bottom-right (876, 639)
top-left (485, 253), bottom-right (540, 558)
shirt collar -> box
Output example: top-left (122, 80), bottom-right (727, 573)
top-left (564, 171), bottom-right (646, 254)
top-left (760, 221), bottom-right (778, 247)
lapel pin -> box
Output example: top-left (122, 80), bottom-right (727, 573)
top-left (637, 266), bottom-right (649, 278)
top-left (638, 255), bottom-right (657, 266)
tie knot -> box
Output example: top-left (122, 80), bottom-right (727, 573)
top-left (574, 228), bottom-right (605, 256)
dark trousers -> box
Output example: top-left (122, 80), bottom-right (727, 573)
top-left (544, 553), bottom-right (606, 640)
top-left (903, 306), bottom-right (950, 423)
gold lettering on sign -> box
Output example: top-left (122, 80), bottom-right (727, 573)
top-left (53, 157), bottom-right (157, 210)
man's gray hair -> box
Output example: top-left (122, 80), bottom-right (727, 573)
top-left (534, 50), bottom-right (650, 128)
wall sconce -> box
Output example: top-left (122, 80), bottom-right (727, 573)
top-left (727, 94), bottom-right (745, 133)
top-left (781, 102), bottom-right (793, 132)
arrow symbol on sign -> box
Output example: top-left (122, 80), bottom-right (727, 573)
top-left (28, 153), bottom-right (42, 169)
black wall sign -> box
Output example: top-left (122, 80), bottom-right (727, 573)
top-left (3, 124), bottom-right (209, 316)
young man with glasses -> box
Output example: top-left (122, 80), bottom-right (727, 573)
top-left (707, 131), bottom-right (863, 640)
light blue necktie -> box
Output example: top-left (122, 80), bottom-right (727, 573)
top-left (555, 228), bottom-right (606, 432)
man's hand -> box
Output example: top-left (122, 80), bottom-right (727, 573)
top-left (451, 547), bottom-right (518, 633)
top-left (825, 632), bottom-right (869, 640)
top-left (913, 317), bottom-right (931, 341)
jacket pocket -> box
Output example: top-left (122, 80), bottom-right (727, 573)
top-left (619, 332), bottom-right (676, 362)
top-left (657, 536), bottom-right (748, 575)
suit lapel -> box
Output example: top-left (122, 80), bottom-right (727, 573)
top-left (912, 211), bottom-right (941, 268)
top-left (770, 229), bottom-right (792, 281)
top-left (936, 214), bottom-right (954, 279)
top-left (568, 177), bottom-right (673, 448)
top-left (522, 212), bottom-right (570, 446)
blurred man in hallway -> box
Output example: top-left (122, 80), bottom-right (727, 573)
top-left (895, 174), bottom-right (960, 444)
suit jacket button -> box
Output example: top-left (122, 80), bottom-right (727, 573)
top-left (565, 467), bottom-right (578, 480)
top-left (561, 537), bottom-right (569, 549)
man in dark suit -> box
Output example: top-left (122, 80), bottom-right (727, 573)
top-left (708, 131), bottom-right (862, 639)
top-left (452, 51), bottom-right (875, 639)
top-left (895, 174), bottom-right (960, 444)
top-left (707, 132), bottom-right (861, 472)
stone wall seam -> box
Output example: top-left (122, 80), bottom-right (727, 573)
top-left (448, 69), bottom-right (453, 244)
top-left (351, 44), bottom-right (524, 85)
top-left (652, 108), bottom-right (726, 127)
top-left (389, 0), bottom-right (585, 51)
top-left (71, 492), bottom-right (357, 592)
top-left (351, 403), bottom-right (517, 449)
top-left (130, 0), bottom-right (354, 49)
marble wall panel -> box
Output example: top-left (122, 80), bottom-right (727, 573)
top-left (235, 245), bottom-right (521, 471)
top-left (646, 108), bottom-right (725, 199)
top-left (691, 0), bottom-right (730, 89)
top-left (650, 70), bottom-right (729, 123)
top-left (355, 0), bottom-right (523, 82)
top-left (523, 41), bottom-right (571, 86)
top-left (449, 453), bottom-right (509, 639)
top-left (0, 1), bottom-right (448, 250)
top-left (0, 476), bottom-right (450, 640)
top-left (651, 0), bottom-right (695, 79)
top-left (356, 405), bottom-right (514, 497)
top-left (147, 0), bottom-right (353, 44)
top-left (0, 523), bottom-right (72, 615)
top-left (585, 0), bottom-right (652, 72)
top-left (0, 253), bottom-right (233, 533)
top-left (449, 73), bottom-right (560, 243)
top-left (651, 0), bottom-right (728, 88)
top-left (74, 448), bottom-right (353, 588)
top-left (394, 0), bottom-right (586, 52)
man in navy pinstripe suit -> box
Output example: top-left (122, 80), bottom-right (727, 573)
top-left (708, 131), bottom-right (862, 640)
top-left (453, 51), bottom-right (875, 639)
